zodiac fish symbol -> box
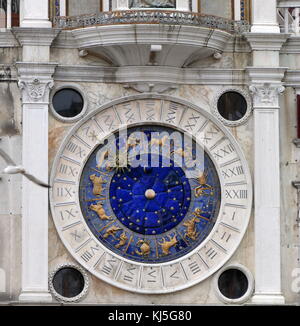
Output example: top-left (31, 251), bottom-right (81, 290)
top-left (183, 217), bottom-right (200, 241)
top-left (194, 171), bottom-right (213, 198)
top-left (115, 232), bottom-right (128, 249)
top-left (103, 225), bottom-right (122, 239)
top-left (90, 202), bottom-right (112, 220)
top-left (135, 240), bottom-right (151, 256)
top-left (150, 135), bottom-right (168, 147)
top-left (158, 235), bottom-right (178, 256)
top-left (90, 174), bottom-right (106, 196)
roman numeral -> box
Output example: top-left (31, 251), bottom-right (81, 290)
top-left (225, 189), bottom-right (248, 199)
top-left (222, 165), bottom-right (244, 179)
top-left (66, 141), bottom-right (85, 158)
top-left (101, 258), bottom-right (117, 276)
top-left (185, 113), bottom-right (200, 131)
top-left (166, 102), bottom-right (179, 124)
top-left (213, 143), bottom-right (235, 160)
top-left (81, 246), bottom-right (99, 263)
top-left (123, 103), bottom-right (135, 123)
top-left (147, 270), bottom-right (157, 283)
top-left (206, 247), bottom-right (217, 260)
top-left (59, 163), bottom-right (77, 177)
top-left (60, 208), bottom-right (76, 220)
top-left (188, 261), bottom-right (201, 275)
top-left (56, 187), bottom-right (72, 198)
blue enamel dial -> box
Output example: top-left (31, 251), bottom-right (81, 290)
top-left (79, 125), bottom-right (221, 263)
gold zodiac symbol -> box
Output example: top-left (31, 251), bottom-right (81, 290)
top-left (158, 235), bottom-right (178, 256)
top-left (135, 240), bottom-right (151, 256)
top-left (89, 174), bottom-right (106, 196)
top-left (194, 171), bottom-right (213, 198)
top-left (183, 217), bottom-right (200, 241)
top-left (103, 225), bottom-right (122, 239)
top-left (192, 208), bottom-right (210, 221)
top-left (171, 147), bottom-right (192, 159)
top-left (115, 232), bottom-right (128, 249)
top-left (90, 202), bottom-right (112, 220)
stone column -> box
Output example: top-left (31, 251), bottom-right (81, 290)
top-left (20, 0), bottom-right (51, 28)
top-left (13, 17), bottom-right (60, 302)
top-left (247, 68), bottom-right (286, 304)
top-left (16, 63), bottom-right (57, 303)
top-left (251, 0), bottom-right (279, 33)
top-left (244, 1), bottom-right (289, 304)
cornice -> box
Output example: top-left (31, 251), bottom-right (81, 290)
top-left (243, 33), bottom-right (290, 51)
top-left (246, 67), bottom-right (288, 84)
top-left (12, 28), bottom-right (61, 47)
top-left (54, 65), bottom-right (248, 85)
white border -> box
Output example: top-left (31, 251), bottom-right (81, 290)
top-left (213, 263), bottom-right (254, 304)
top-left (212, 87), bottom-right (253, 127)
top-left (49, 83), bottom-right (88, 123)
top-left (49, 263), bottom-right (90, 303)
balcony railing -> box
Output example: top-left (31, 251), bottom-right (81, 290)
top-left (53, 10), bottom-right (251, 34)
top-left (277, 2), bottom-right (300, 35)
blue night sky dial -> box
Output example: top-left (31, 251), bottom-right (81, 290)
top-left (79, 125), bottom-right (221, 264)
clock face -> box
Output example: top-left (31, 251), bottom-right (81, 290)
top-left (50, 95), bottom-right (252, 294)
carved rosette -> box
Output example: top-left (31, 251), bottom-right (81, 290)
top-left (18, 78), bottom-right (54, 104)
top-left (249, 83), bottom-right (285, 108)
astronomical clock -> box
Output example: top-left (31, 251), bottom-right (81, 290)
top-left (50, 95), bottom-right (252, 294)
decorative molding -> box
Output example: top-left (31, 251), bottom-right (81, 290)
top-left (249, 83), bottom-right (285, 108)
top-left (123, 82), bottom-right (178, 93)
top-left (15, 62), bottom-right (58, 105)
top-left (12, 28), bottom-right (61, 47)
top-left (212, 87), bottom-right (253, 126)
top-left (54, 65), bottom-right (248, 85)
top-left (18, 79), bottom-right (54, 103)
top-left (213, 263), bottom-right (255, 304)
top-left (49, 263), bottom-right (89, 303)
top-left (243, 32), bottom-right (290, 51)
top-left (49, 83), bottom-right (89, 122)
top-left (0, 30), bottom-right (19, 48)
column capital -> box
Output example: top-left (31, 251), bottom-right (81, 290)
top-left (249, 83), bottom-right (285, 108)
top-left (16, 62), bottom-right (58, 104)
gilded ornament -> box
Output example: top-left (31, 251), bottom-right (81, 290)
top-left (194, 171), bottom-right (213, 198)
top-left (89, 174), bottom-right (106, 196)
top-left (183, 217), bottom-right (200, 241)
top-left (158, 235), bottom-right (178, 255)
top-left (135, 240), bottom-right (151, 256)
top-left (103, 225), bottom-right (122, 239)
top-left (115, 232), bottom-right (128, 248)
top-left (90, 202), bottom-right (112, 220)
